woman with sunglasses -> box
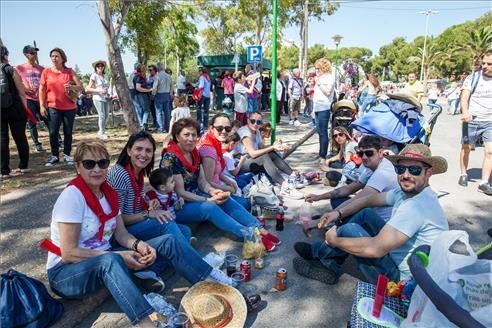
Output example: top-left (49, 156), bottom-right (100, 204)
top-left (44, 140), bottom-right (231, 327)
top-left (160, 118), bottom-right (280, 251)
top-left (86, 60), bottom-right (110, 140)
top-left (323, 127), bottom-right (362, 184)
top-left (237, 111), bottom-right (292, 185)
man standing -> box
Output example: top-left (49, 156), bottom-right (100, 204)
top-left (152, 63), bottom-right (173, 133)
top-left (176, 70), bottom-right (186, 96)
top-left (294, 144), bottom-right (449, 284)
top-left (147, 65), bottom-right (157, 130)
top-left (15, 45), bottom-right (45, 152)
top-left (458, 51), bottom-right (492, 195)
top-left (402, 72), bottom-right (425, 101)
top-left (288, 68), bottom-right (304, 126)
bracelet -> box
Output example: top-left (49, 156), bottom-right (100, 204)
top-left (335, 209), bottom-right (344, 226)
top-left (142, 210), bottom-right (149, 218)
top-left (132, 239), bottom-right (141, 251)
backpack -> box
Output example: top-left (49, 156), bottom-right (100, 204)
top-left (0, 63), bottom-right (15, 109)
top-left (0, 269), bottom-right (64, 328)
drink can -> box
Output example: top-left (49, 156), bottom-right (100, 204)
top-left (240, 260), bottom-right (252, 282)
top-left (275, 268), bottom-right (287, 291)
top-left (257, 216), bottom-right (266, 228)
top-left (255, 257), bottom-right (264, 269)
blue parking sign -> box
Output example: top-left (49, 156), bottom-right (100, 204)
top-left (247, 45), bottom-right (262, 63)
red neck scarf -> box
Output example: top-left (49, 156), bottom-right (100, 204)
top-left (145, 191), bottom-right (173, 210)
top-left (125, 164), bottom-right (149, 213)
top-left (199, 131), bottom-right (226, 170)
top-left (164, 140), bottom-right (200, 174)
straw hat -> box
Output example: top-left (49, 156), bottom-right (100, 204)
top-left (387, 92), bottom-right (421, 110)
top-left (180, 282), bottom-right (247, 328)
top-left (92, 60), bottom-right (107, 68)
top-left (386, 144), bottom-right (448, 174)
top-left (333, 99), bottom-right (357, 112)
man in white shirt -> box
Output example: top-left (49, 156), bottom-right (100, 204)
top-left (176, 70), bottom-right (187, 95)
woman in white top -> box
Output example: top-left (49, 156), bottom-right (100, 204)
top-left (427, 82), bottom-right (440, 107)
top-left (232, 71), bottom-right (258, 126)
top-left (86, 60), bottom-right (110, 139)
top-left (359, 73), bottom-right (380, 116)
top-left (445, 81), bottom-right (461, 115)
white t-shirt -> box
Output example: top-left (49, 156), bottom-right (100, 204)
top-left (313, 74), bottom-right (334, 112)
top-left (237, 125), bottom-right (262, 156)
top-left (171, 106), bottom-right (191, 120)
top-left (223, 151), bottom-right (237, 172)
top-left (386, 187), bottom-right (449, 280)
top-left (90, 73), bottom-right (109, 101)
top-left (176, 74), bottom-right (186, 90)
top-left (358, 158), bottom-right (399, 221)
top-left (234, 83), bottom-right (249, 113)
top-left (427, 88), bottom-right (439, 100)
top-left (46, 186), bottom-right (118, 269)
top-left (462, 72), bottom-right (492, 121)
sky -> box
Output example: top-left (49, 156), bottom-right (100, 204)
top-left (1, 1), bottom-right (491, 74)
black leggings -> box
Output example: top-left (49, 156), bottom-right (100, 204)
top-left (1, 105), bottom-right (29, 174)
top-left (241, 152), bottom-right (292, 185)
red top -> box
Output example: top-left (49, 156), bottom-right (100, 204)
top-left (40, 67), bottom-right (76, 110)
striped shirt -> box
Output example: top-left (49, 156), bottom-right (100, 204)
top-left (106, 164), bottom-right (144, 215)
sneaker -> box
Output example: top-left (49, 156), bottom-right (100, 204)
top-left (294, 242), bottom-right (314, 260)
top-left (98, 133), bottom-right (109, 140)
top-left (35, 143), bottom-right (45, 152)
top-left (289, 120), bottom-right (294, 125)
top-left (261, 236), bottom-right (276, 252)
top-left (458, 175), bottom-right (468, 187)
top-left (45, 156), bottom-right (59, 167)
top-left (308, 121), bottom-right (316, 128)
top-left (294, 120), bottom-right (302, 126)
top-left (207, 268), bottom-right (236, 287)
top-left (64, 155), bottom-right (74, 166)
top-left (294, 172), bottom-right (308, 189)
top-left (280, 183), bottom-right (304, 199)
top-left (292, 256), bottom-right (339, 285)
top-left (478, 182), bottom-right (492, 196)
top-left (263, 232), bottom-right (281, 245)
top-left (133, 270), bottom-right (166, 293)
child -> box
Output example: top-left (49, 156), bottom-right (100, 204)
top-left (222, 133), bottom-right (254, 190)
top-left (169, 95), bottom-right (191, 129)
top-left (145, 168), bottom-right (194, 243)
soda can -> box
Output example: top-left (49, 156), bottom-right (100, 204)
top-left (240, 260), bottom-right (252, 282)
top-left (275, 268), bottom-right (287, 291)
top-left (255, 257), bottom-right (264, 269)
top-left (257, 216), bottom-right (266, 228)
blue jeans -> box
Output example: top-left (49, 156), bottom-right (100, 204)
top-left (93, 100), bottom-right (109, 135)
top-left (247, 97), bottom-right (257, 114)
top-left (196, 96), bottom-right (211, 128)
top-left (236, 172), bottom-right (254, 189)
top-left (315, 110), bottom-right (331, 159)
top-left (136, 93), bottom-right (150, 128)
top-left (359, 95), bottom-right (376, 116)
top-left (311, 208), bottom-right (400, 284)
top-left (176, 196), bottom-right (261, 239)
top-left (47, 108), bottom-right (76, 157)
top-left (447, 99), bottom-right (459, 114)
top-left (231, 194), bottom-right (251, 211)
top-left (177, 88), bottom-right (187, 96)
top-left (130, 89), bottom-right (142, 124)
top-left (154, 92), bottom-right (172, 132)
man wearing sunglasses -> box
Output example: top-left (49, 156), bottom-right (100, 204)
top-left (294, 144), bottom-right (448, 285)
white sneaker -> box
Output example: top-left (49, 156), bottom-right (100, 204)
top-left (207, 268), bottom-right (236, 287)
top-left (289, 120), bottom-right (294, 125)
top-left (64, 155), bottom-right (74, 166)
top-left (280, 183), bottom-right (304, 199)
top-left (294, 120), bottom-right (302, 126)
top-left (98, 133), bottom-right (109, 140)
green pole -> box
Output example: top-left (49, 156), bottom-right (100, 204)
top-left (270, 0), bottom-right (278, 143)
top-left (334, 44), bottom-right (339, 85)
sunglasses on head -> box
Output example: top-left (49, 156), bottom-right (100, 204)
top-left (249, 119), bottom-right (263, 125)
top-left (334, 132), bottom-right (345, 138)
top-left (394, 164), bottom-right (427, 176)
top-left (80, 159), bottom-right (110, 170)
top-left (356, 149), bottom-right (375, 158)
top-left (214, 125), bottom-right (232, 133)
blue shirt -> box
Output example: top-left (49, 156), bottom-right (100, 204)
top-left (385, 186), bottom-right (449, 279)
top-left (198, 75), bottom-right (211, 98)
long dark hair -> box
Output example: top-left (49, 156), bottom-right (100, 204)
top-left (117, 131), bottom-right (156, 177)
top-left (208, 113), bottom-right (231, 128)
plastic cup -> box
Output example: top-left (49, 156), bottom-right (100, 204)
top-left (172, 312), bottom-right (191, 328)
top-left (224, 254), bottom-right (239, 277)
top-left (231, 272), bottom-right (245, 285)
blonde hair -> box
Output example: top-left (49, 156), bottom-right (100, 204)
top-left (73, 140), bottom-right (109, 163)
top-left (315, 58), bottom-right (332, 74)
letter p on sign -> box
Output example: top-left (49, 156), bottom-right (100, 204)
top-left (247, 46), bottom-right (262, 63)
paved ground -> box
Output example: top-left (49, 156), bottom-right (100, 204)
top-left (1, 101), bottom-right (491, 327)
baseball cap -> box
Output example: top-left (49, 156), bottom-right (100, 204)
top-left (23, 45), bottom-right (39, 54)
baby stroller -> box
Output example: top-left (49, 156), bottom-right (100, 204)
top-left (332, 99), bottom-right (358, 135)
top-left (185, 82), bottom-right (196, 108)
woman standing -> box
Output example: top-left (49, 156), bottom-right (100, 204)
top-left (313, 58), bottom-right (335, 169)
top-left (132, 64), bottom-right (152, 130)
top-left (359, 73), bottom-right (380, 116)
top-left (39, 47), bottom-right (83, 166)
top-left (0, 45), bottom-right (30, 178)
top-left (233, 71), bottom-right (257, 126)
top-left (160, 118), bottom-right (280, 250)
top-left (221, 70), bottom-right (235, 108)
top-left (86, 60), bottom-right (110, 139)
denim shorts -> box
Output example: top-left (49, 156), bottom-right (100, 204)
top-left (461, 120), bottom-right (492, 145)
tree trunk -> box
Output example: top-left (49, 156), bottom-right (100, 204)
top-left (255, 0), bottom-right (262, 45)
top-left (302, 0), bottom-right (309, 79)
top-left (96, 0), bottom-right (139, 134)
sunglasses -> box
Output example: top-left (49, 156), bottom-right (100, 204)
top-left (28, 52), bottom-right (37, 55)
top-left (394, 164), bottom-right (427, 176)
top-left (96, 64), bottom-right (105, 68)
top-left (214, 125), bottom-right (232, 133)
top-left (333, 133), bottom-right (345, 138)
top-left (249, 119), bottom-right (263, 125)
top-left (80, 159), bottom-right (110, 170)
top-left (356, 149), bottom-right (375, 158)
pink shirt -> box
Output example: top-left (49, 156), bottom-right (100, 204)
top-left (222, 76), bottom-right (235, 95)
top-left (16, 63), bottom-right (44, 101)
top-left (198, 145), bottom-right (222, 184)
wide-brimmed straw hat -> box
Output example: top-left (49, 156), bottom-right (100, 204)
top-left (387, 92), bottom-right (421, 110)
top-left (92, 60), bottom-right (107, 68)
top-left (333, 99), bottom-right (357, 112)
top-left (386, 144), bottom-right (447, 174)
top-left (180, 282), bottom-right (247, 328)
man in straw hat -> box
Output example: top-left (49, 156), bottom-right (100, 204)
top-left (293, 144), bottom-right (449, 285)
top-left (180, 281), bottom-right (247, 328)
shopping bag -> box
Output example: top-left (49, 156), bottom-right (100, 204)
top-left (241, 226), bottom-right (265, 260)
top-left (402, 230), bottom-right (492, 328)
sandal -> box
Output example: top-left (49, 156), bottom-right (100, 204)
top-left (261, 236), bottom-right (276, 252)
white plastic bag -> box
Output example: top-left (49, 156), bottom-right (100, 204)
top-left (402, 230), bottom-right (492, 328)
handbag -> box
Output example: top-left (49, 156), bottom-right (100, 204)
top-left (0, 269), bottom-right (64, 328)
top-left (192, 88), bottom-right (203, 102)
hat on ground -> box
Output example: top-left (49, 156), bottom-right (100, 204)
top-left (333, 99), bottom-right (357, 112)
top-left (180, 282), bottom-right (247, 328)
top-left (386, 144), bottom-right (447, 174)
top-left (388, 92), bottom-right (421, 110)
top-left (92, 60), bottom-right (107, 68)
top-left (23, 45), bottom-right (39, 54)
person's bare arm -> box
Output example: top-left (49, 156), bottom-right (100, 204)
top-left (202, 157), bottom-right (234, 192)
top-left (174, 172), bottom-right (208, 202)
top-left (318, 82), bottom-right (334, 98)
top-left (71, 72), bottom-right (84, 92)
top-left (12, 70), bottom-right (27, 109)
top-left (136, 83), bottom-right (151, 93)
top-left (336, 186), bottom-right (380, 211)
top-left (305, 181), bottom-right (364, 203)
top-left (58, 222), bottom-right (109, 263)
top-left (243, 136), bottom-right (282, 159)
top-left (460, 89), bottom-right (471, 123)
top-left (39, 83), bottom-right (48, 117)
top-left (232, 155), bottom-right (247, 176)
